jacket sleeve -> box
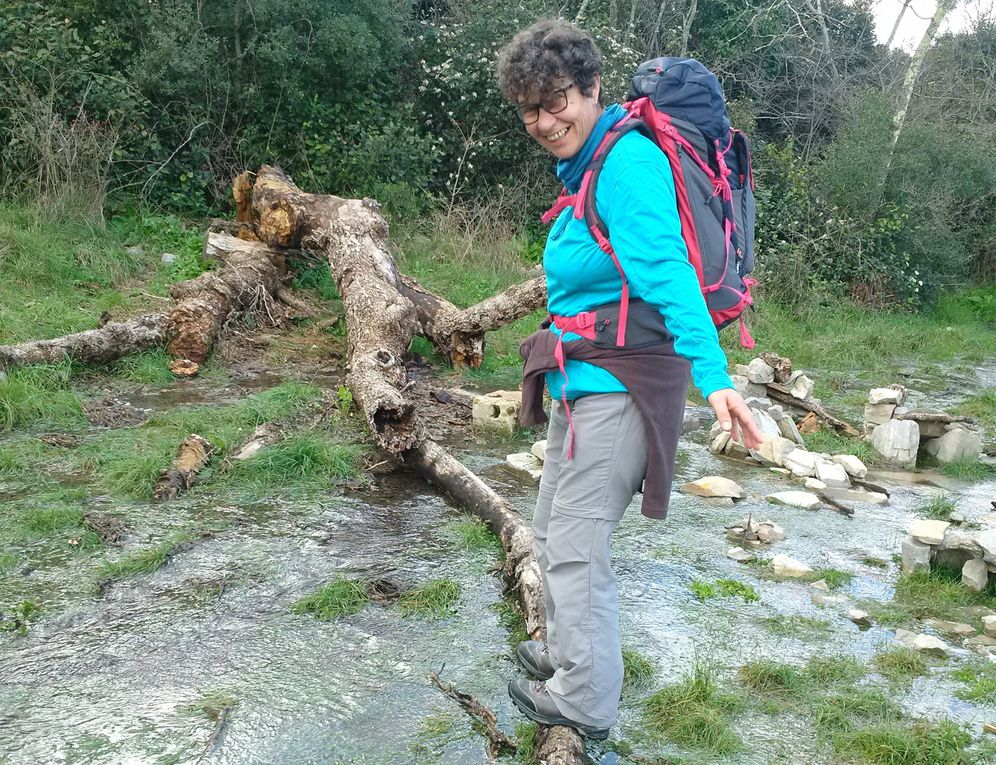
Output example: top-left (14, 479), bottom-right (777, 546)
top-left (596, 138), bottom-right (734, 399)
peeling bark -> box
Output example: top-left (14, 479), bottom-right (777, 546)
top-left (166, 232), bottom-right (284, 363)
top-left (0, 315), bottom-right (167, 370)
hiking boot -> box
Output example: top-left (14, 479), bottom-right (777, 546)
top-left (516, 640), bottom-right (557, 680)
top-left (507, 677), bottom-right (610, 740)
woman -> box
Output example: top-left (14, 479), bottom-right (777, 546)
top-left (497, 19), bottom-right (761, 740)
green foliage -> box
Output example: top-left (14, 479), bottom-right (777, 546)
top-left (443, 519), bottom-right (502, 556)
top-left (186, 690), bottom-right (238, 721)
top-left (226, 435), bottom-right (360, 491)
top-left (291, 578), bottom-right (369, 620)
top-left (830, 719), bottom-right (973, 765)
top-left (953, 389), bottom-right (996, 432)
top-left (803, 655), bottom-right (866, 686)
top-left (397, 579), bottom-right (461, 618)
top-left (0, 363), bottom-right (86, 432)
top-left (938, 459), bottom-right (995, 482)
top-left (0, 600), bottom-right (40, 636)
top-left (690, 578), bottom-right (759, 603)
top-left (801, 429), bottom-right (877, 464)
top-left (492, 598), bottom-right (529, 650)
top-left (643, 663), bottom-right (744, 754)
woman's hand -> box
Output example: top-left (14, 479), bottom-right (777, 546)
top-left (706, 388), bottom-right (763, 449)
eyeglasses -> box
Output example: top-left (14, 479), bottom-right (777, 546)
top-left (515, 83), bottom-right (574, 125)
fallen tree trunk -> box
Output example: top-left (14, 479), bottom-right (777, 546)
top-left (0, 314), bottom-right (167, 369)
top-left (245, 166), bottom-right (585, 763)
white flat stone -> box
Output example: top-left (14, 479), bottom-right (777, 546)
top-left (815, 461), bottom-right (850, 488)
top-left (472, 390), bottom-right (522, 434)
top-left (908, 519), bottom-right (950, 546)
top-left (747, 358), bottom-right (775, 384)
top-left (682, 476), bottom-right (743, 499)
top-left (902, 537), bottom-right (932, 573)
top-left (869, 387), bottom-right (903, 405)
top-left (848, 609), bottom-right (872, 627)
top-left (531, 440), bottom-right (547, 462)
top-left (894, 629), bottom-right (955, 658)
top-left (784, 449), bottom-right (820, 477)
top-left (924, 429), bottom-right (983, 464)
top-left (767, 491), bottom-right (821, 510)
top-left (772, 554), bottom-right (814, 577)
top-left (727, 547), bottom-right (755, 563)
top-left (820, 487), bottom-right (889, 505)
top-left (978, 529), bottom-right (996, 564)
top-left (964, 559), bottom-right (990, 592)
top-left (505, 452), bottom-right (542, 482)
top-left (805, 477), bottom-right (827, 491)
top-left (983, 615), bottom-right (996, 638)
top-left (757, 523), bottom-right (786, 543)
top-left (870, 419), bottom-right (920, 468)
top-left (789, 374), bottom-right (814, 400)
top-left (831, 454), bottom-right (868, 479)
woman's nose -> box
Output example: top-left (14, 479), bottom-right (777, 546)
top-left (534, 107), bottom-right (559, 131)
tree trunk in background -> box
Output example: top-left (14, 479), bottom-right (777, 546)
top-left (876, 0), bottom-right (956, 209)
top-left (886, 0), bottom-right (913, 49)
top-left (681, 0), bottom-right (698, 56)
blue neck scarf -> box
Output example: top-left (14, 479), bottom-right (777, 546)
top-left (556, 103), bottom-right (625, 193)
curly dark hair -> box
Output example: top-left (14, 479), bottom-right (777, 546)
top-left (497, 18), bottom-right (603, 104)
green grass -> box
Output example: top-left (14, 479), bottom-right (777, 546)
top-left (873, 648), bottom-right (929, 684)
top-left (621, 647), bottom-right (656, 691)
top-left (813, 687), bottom-right (902, 733)
top-left (830, 719), bottom-right (972, 765)
top-left (291, 578), bottom-right (369, 620)
top-left (397, 579), bottom-right (461, 618)
top-left (861, 557), bottom-right (890, 569)
top-left (186, 690), bottom-right (238, 721)
top-left (885, 569), bottom-right (996, 622)
top-left (0, 205), bottom-right (201, 346)
top-left (722, 298), bottom-right (996, 376)
top-left (493, 599), bottom-right (529, 649)
top-left (103, 349), bottom-right (179, 386)
top-left (0, 599), bottom-right (40, 636)
top-left (442, 519), bottom-right (503, 556)
top-left (803, 655), bottom-right (866, 686)
top-left (96, 533), bottom-right (195, 586)
top-left (801, 428), bottom-right (877, 463)
top-left (951, 661), bottom-right (996, 704)
top-left (915, 496), bottom-right (958, 521)
top-left (938, 458), bottom-right (995, 481)
top-left (738, 660), bottom-right (805, 696)
top-left (690, 578), bottom-right (760, 602)
top-left (809, 568), bottom-right (855, 590)
top-left (0, 363), bottom-right (86, 432)
top-left (643, 663), bottom-right (744, 754)
top-left (225, 434), bottom-right (360, 491)
top-left (760, 615), bottom-right (833, 639)
top-left (953, 390), bottom-right (995, 432)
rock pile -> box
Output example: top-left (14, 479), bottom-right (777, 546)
top-left (862, 386), bottom-right (982, 468)
top-left (902, 520), bottom-right (996, 592)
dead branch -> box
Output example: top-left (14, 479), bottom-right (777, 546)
top-left (765, 382), bottom-right (861, 437)
top-left (154, 434), bottom-right (214, 500)
top-left (429, 670), bottom-right (518, 758)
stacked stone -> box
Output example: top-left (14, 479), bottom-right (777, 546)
top-left (863, 386), bottom-right (983, 468)
top-left (902, 520), bottom-right (996, 592)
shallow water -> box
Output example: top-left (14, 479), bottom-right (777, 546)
top-left (1, 373), bottom-right (994, 765)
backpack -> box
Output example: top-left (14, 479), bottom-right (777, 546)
top-left (542, 57), bottom-right (757, 348)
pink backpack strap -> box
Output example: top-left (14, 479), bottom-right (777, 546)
top-left (542, 188), bottom-right (576, 224)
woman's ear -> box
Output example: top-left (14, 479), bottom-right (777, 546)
top-left (591, 73), bottom-right (601, 102)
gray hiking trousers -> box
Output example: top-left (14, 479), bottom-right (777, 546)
top-left (534, 393), bottom-right (649, 729)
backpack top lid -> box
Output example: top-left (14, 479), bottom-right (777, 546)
top-left (628, 57), bottom-right (730, 145)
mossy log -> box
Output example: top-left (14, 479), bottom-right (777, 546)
top-left (244, 165), bottom-right (586, 763)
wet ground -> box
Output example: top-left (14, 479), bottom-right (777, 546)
top-left (1, 364), bottom-right (994, 765)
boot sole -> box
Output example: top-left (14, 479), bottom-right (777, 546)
top-left (507, 683), bottom-right (610, 740)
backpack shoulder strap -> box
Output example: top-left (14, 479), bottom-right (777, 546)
top-left (576, 118), bottom-right (652, 239)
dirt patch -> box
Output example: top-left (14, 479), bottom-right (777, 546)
top-left (83, 396), bottom-right (152, 428)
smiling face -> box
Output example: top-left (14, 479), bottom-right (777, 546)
top-left (520, 75), bottom-right (602, 160)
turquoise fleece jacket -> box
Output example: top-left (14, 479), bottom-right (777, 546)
top-left (544, 104), bottom-right (734, 401)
